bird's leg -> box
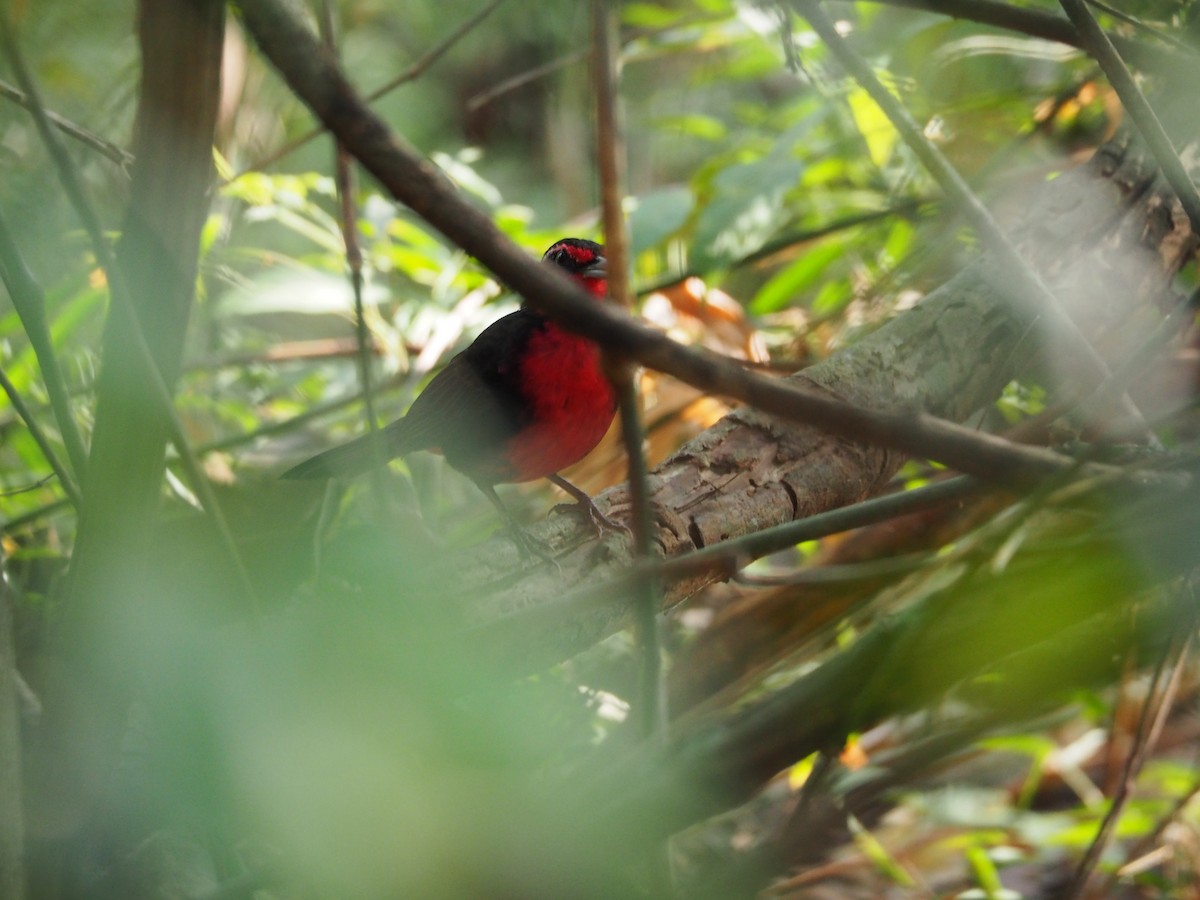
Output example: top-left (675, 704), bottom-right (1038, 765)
top-left (547, 473), bottom-right (630, 536)
top-left (477, 482), bottom-right (561, 570)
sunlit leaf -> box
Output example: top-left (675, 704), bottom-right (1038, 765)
top-left (750, 232), bottom-right (856, 313)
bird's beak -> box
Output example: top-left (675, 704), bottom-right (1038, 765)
top-left (581, 256), bottom-right (607, 280)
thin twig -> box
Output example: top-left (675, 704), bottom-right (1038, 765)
top-left (1058, 0), bottom-right (1200, 234)
top-left (635, 200), bottom-right (927, 297)
top-left (866, 0), bottom-right (1194, 71)
top-left (1108, 774), bottom-right (1200, 894)
top-left (235, 0), bottom-right (510, 178)
top-left (363, 0), bottom-right (511, 102)
top-left (592, 0), bottom-right (663, 742)
top-left (467, 50), bottom-right (587, 113)
top-left (1070, 283), bottom-right (1200, 430)
top-left (0, 366), bottom-right (82, 509)
top-left (182, 336), bottom-right (386, 372)
top-left (0, 375), bottom-right (406, 537)
top-left (465, 11), bottom-right (726, 114)
top-left (318, 2), bottom-right (378, 440)
top-left (0, 7), bottom-right (261, 616)
top-left (0, 77), bottom-right (133, 168)
top-left (0, 474), bottom-right (55, 497)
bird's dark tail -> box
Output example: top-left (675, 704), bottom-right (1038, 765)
top-left (282, 422), bottom-right (410, 480)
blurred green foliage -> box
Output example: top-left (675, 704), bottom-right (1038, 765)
top-left (2, 0), bottom-right (1197, 896)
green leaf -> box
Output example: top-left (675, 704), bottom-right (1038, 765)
top-left (812, 278), bottom-right (853, 316)
top-left (622, 2), bottom-right (688, 28)
top-left (979, 734), bottom-right (1056, 759)
top-left (750, 234), bottom-right (854, 314)
top-left (630, 185), bottom-right (694, 256)
top-left (653, 114), bottom-right (727, 142)
top-left (848, 85), bottom-right (897, 169)
top-left (692, 155), bottom-right (804, 268)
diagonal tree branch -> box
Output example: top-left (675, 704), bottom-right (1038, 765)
top-left (237, 0), bottom-right (1118, 492)
top-left (0, 366), bottom-right (81, 509)
top-left (0, 78), bottom-right (133, 168)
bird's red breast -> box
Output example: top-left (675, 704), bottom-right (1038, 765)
top-left (501, 320), bottom-right (614, 482)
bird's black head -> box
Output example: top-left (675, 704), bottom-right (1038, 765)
top-left (542, 237), bottom-right (607, 299)
top-left (542, 238), bottom-right (605, 277)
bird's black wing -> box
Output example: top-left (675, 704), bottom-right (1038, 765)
top-left (397, 308), bottom-right (543, 480)
top-left (282, 309), bottom-right (543, 482)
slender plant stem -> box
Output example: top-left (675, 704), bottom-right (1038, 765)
top-left (0, 377), bottom-right (404, 536)
top-left (593, 11), bottom-right (673, 894)
top-left (592, 0), bottom-right (665, 741)
top-left (1070, 284), bottom-right (1200, 429)
top-left (483, 475), bottom-right (986, 637)
top-left (0, 207), bottom-right (90, 481)
top-left (318, 2), bottom-right (378, 441)
top-left (865, 0), bottom-right (1191, 70)
top-left (0, 366), bottom-right (82, 509)
top-left (467, 50), bottom-right (588, 114)
top-left (1064, 625), bottom-right (1193, 898)
top-left (1082, 0), bottom-right (1197, 55)
top-left (636, 201), bottom-right (927, 297)
top-left (235, 0), bottom-right (510, 178)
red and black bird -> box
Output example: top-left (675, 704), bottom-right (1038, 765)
top-left (283, 237), bottom-right (617, 546)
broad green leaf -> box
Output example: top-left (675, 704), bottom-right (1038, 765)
top-left (750, 233), bottom-right (855, 314)
top-left (692, 154), bottom-right (804, 268)
top-left (848, 86), bottom-right (897, 169)
top-left (629, 185), bottom-right (693, 255)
